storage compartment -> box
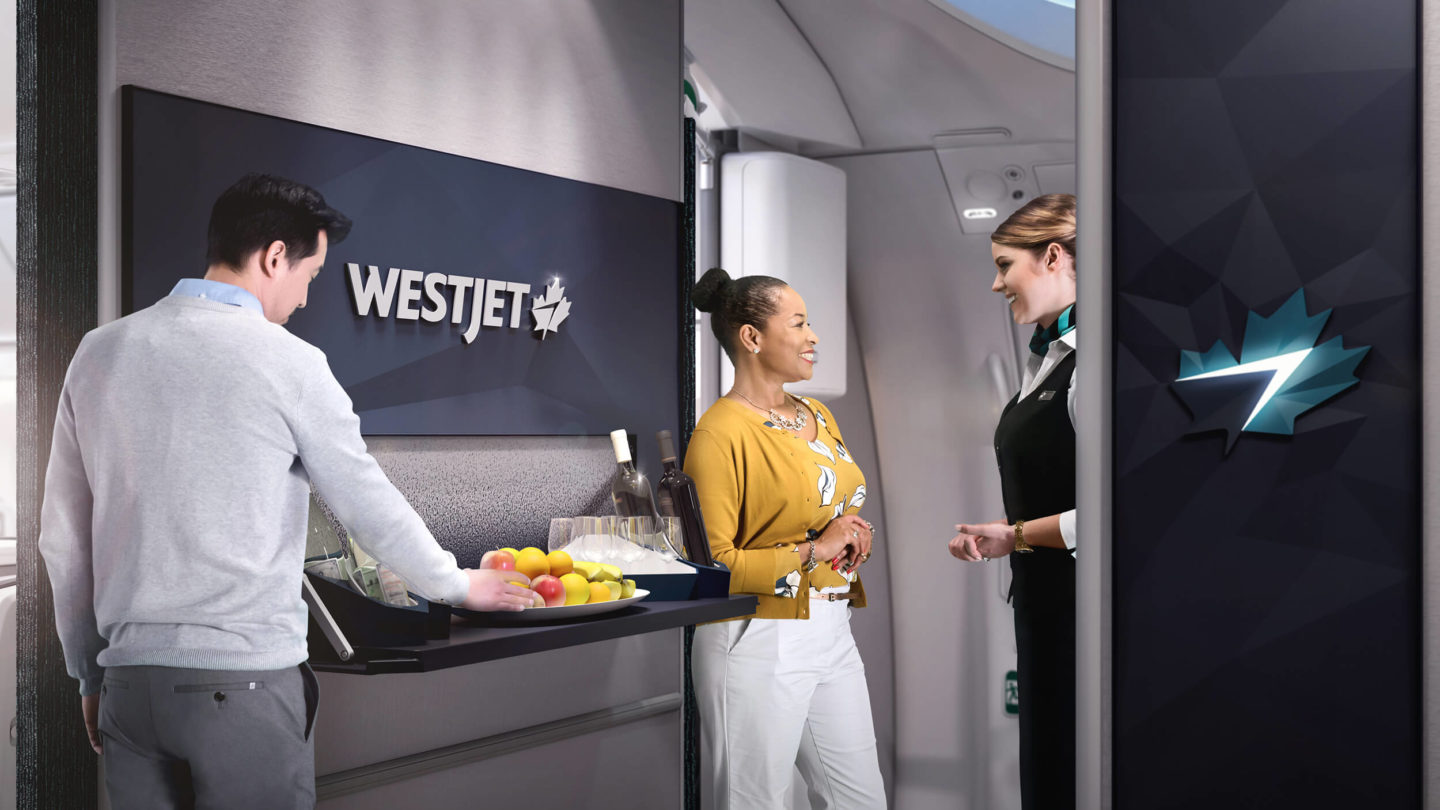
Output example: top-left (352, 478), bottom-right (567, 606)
top-left (305, 571), bottom-right (450, 658)
top-left (631, 557), bottom-right (731, 601)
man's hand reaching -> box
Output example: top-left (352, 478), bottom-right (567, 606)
top-left (461, 568), bottom-right (533, 612)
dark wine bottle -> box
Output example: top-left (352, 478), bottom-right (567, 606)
top-left (655, 430), bottom-right (715, 566)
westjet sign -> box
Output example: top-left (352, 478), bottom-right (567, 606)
top-left (126, 87), bottom-right (677, 440)
top-left (346, 264), bottom-right (573, 341)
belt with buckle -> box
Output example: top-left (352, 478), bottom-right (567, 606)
top-left (810, 591), bottom-right (857, 602)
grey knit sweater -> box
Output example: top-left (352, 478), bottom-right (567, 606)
top-left (39, 293), bottom-right (469, 695)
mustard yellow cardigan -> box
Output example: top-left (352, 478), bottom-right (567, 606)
top-left (684, 396), bottom-right (868, 620)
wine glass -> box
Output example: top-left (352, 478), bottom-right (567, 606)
top-left (658, 515), bottom-right (687, 560)
top-left (547, 517), bottom-right (574, 553)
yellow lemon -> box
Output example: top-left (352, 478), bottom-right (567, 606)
top-left (588, 581), bottom-right (614, 603)
top-left (559, 573), bottom-right (590, 606)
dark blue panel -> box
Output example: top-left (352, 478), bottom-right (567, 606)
top-left (1112, 0), bottom-right (1420, 806)
top-left (122, 88), bottom-right (680, 466)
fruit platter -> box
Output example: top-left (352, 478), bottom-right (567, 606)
top-left (455, 546), bottom-right (650, 623)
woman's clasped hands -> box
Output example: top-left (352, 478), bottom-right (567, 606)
top-left (815, 514), bottom-right (874, 574)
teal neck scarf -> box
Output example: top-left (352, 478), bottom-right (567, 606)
top-left (1029, 304), bottom-right (1076, 357)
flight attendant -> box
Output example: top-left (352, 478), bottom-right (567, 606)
top-left (948, 193), bottom-right (1078, 810)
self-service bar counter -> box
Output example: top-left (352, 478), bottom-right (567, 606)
top-left (304, 562), bottom-right (753, 809)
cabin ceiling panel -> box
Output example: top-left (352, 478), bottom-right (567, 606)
top-left (777, 0), bottom-right (1076, 154)
top-left (685, 0), bottom-right (863, 151)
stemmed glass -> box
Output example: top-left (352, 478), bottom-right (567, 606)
top-left (547, 517), bottom-right (574, 553)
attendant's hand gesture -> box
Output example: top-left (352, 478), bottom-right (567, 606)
top-left (947, 520), bottom-right (1014, 562)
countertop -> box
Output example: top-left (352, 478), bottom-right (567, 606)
top-left (310, 595), bottom-right (758, 675)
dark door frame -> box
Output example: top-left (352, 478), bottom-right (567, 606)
top-left (17, 0), bottom-right (99, 807)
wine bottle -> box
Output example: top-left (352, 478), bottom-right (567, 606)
top-left (656, 430), bottom-right (715, 566)
top-left (610, 429), bottom-right (661, 520)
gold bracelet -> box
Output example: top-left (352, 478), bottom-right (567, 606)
top-left (1012, 519), bottom-right (1035, 554)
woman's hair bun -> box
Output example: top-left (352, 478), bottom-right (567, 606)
top-left (692, 267), bottom-right (732, 313)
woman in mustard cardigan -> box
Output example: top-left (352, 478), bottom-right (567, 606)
top-left (685, 268), bottom-right (886, 810)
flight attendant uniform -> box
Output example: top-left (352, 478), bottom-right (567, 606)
top-left (994, 307), bottom-right (1078, 810)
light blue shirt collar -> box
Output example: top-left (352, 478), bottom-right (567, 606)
top-left (169, 278), bottom-right (265, 316)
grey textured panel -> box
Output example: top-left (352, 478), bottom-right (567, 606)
top-left (17, 0), bottom-right (99, 807)
top-left (312, 436), bottom-right (615, 569)
top-left (111, 0), bottom-right (680, 202)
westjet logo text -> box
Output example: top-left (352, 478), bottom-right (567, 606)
top-left (345, 264), bottom-right (572, 342)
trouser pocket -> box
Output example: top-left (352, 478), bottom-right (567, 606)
top-left (727, 618), bottom-right (753, 653)
top-left (174, 680), bottom-right (266, 716)
top-left (300, 662), bottom-right (320, 741)
top-left (98, 677), bottom-right (129, 738)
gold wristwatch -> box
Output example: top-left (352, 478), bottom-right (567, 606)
top-left (1012, 519), bottom-right (1035, 554)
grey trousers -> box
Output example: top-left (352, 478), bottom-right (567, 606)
top-left (98, 663), bottom-right (320, 810)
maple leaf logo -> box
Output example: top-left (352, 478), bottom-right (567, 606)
top-left (1172, 290), bottom-right (1369, 454)
top-left (530, 280), bottom-right (571, 339)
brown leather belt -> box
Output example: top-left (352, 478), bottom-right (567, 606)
top-left (810, 591), bottom-right (858, 601)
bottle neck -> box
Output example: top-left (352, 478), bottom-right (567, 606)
top-left (661, 457), bottom-right (678, 473)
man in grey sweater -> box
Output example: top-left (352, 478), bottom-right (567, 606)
top-left (39, 174), bottom-right (532, 809)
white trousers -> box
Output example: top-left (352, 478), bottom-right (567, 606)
top-left (693, 598), bottom-right (887, 810)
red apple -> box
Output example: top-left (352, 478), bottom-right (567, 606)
top-left (480, 550), bottom-right (516, 571)
top-left (531, 574), bottom-right (566, 607)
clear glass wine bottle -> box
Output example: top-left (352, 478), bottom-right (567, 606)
top-left (609, 429), bottom-right (684, 559)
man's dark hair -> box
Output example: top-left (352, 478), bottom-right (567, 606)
top-left (206, 173), bottom-right (353, 270)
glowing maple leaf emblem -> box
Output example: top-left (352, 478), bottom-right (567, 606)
top-left (1172, 290), bottom-right (1369, 454)
top-left (530, 280), bottom-right (571, 339)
